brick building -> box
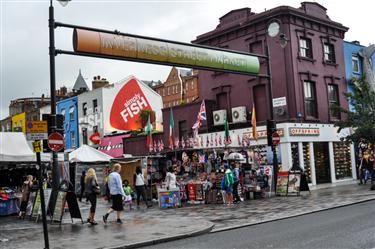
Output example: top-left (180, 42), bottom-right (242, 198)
top-left (123, 2), bottom-right (358, 186)
top-left (153, 67), bottom-right (199, 108)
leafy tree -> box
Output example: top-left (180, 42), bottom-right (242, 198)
top-left (334, 76), bottom-right (375, 145)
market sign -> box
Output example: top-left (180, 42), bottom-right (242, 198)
top-left (73, 29), bottom-right (260, 75)
top-left (289, 127), bottom-right (320, 136)
top-left (26, 121), bottom-right (48, 141)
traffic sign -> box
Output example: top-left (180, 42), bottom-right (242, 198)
top-left (48, 132), bottom-right (64, 152)
top-left (26, 121), bottom-right (48, 141)
top-left (272, 132), bottom-right (280, 145)
top-left (32, 140), bottom-right (42, 153)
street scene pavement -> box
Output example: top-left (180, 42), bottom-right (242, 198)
top-left (1, 182), bottom-right (374, 249)
top-left (141, 200), bottom-right (375, 249)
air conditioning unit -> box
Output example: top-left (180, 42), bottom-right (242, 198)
top-left (273, 106), bottom-right (288, 120)
top-left (213, 110), bottom-right (227, 126)
top-left (232, 106), bottom-right (247, 123)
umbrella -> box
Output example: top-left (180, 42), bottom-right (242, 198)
top-left (224, 152), bottom-right (246, 163)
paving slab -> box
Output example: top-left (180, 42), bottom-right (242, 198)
top-left (0, 181), bottom-right (374, 249)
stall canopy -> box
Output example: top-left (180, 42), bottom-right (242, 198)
top-left (69, 145), bottom-right (113, 162)
top-left (0, 132), bottom-right (35, 162)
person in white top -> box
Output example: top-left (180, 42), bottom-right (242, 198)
top-left (103, 164), bottom-right (126, 224)
top-left (134, 166), bottom-right (151, 208)
top-left (165, 166), bottom-right (177, 190)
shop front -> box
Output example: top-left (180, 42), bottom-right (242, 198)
top-left (279, 123), bottom-right (356, 186)
top-left (192, 123), bottom-right (356, 186)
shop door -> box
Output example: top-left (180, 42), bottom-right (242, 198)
top-left (313, 142), bottom-right (331, 184)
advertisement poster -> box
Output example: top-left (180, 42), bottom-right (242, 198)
top-left (287, 173), bottom-right (301, 195)
top-left (258, 165), bottom-right (273, 197)
top-left (158, 190), bottom-right (181, 208)
top-left (276, 171), bottom-right (289, 196)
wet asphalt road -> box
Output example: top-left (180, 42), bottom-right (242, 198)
top-left (141, 200), bottom-right (375, 249)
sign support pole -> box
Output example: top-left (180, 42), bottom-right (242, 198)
top-left (36, 145), bottom-right (50, 249)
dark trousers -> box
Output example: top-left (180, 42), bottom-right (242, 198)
top-left (135, 185), bottom-right (148, 206)
top-left (87, 193), bottom-right (97, 213)
top-left (233, 181), bottom-right (240, 202)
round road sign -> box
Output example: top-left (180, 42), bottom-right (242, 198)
top-left (48, 132), bottom-right (64, 152)
top-left (272, 132), bottom-right (280, 145)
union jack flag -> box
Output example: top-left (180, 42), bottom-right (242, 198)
top-left (192, 100), bottom-right (206, 132)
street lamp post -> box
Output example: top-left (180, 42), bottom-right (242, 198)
top-left (266, 19), bottom-right (289, 193)
top-left (48, 0), bottom-right (70, 197)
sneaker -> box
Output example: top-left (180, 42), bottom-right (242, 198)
top-left (103, 214), bottom-right (108, 224)
top-left (90, 221), bottom-right (98, 225)
top-left (116, 219), bottom-right (123, 224)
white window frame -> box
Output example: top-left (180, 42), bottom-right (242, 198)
top-left (352, 55), bottom-right (360, 73)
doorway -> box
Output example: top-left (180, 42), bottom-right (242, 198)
top-left (313, 142), bottom-right (331, 184)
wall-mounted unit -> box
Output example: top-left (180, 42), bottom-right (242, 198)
top-left (213, 109), bottom-right (227, 126)
top-left (231, 106), bottom-right (247, 123)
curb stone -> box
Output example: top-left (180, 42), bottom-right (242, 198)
top-left (103, 223), bottom-right (215, 249)
top-left (211, 197), bottom-right (375, 233)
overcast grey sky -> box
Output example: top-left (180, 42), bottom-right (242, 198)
top-left (1, 0), bottom-right (374, 119)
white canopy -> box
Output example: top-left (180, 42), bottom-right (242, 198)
top-left (0, 132), bottom-right (35, 162)
top-left (69, 145), bottom-right (113, 163)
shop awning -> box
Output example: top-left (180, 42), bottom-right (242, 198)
top-left (0, 132), bottom-right (35, 162)
top-left (69, 145), bottom-right (113, 162)
top-left (97, 134), bottom-right (130, 158)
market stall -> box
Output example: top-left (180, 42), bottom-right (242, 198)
top-left (69, 145), bottom-right (113, 196)
top-left (0, 132), bottom-right (38, 216)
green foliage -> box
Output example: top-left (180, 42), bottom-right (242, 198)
top-left (333, 76), bottom-right (375, 144)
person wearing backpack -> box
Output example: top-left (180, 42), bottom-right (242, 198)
top-left (224, 164), bottom-right (234, 206)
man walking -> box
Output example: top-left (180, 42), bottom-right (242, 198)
top-left (103, 164), bottom-right (125, 224)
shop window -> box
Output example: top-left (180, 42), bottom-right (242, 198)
top-left (327, 84), bottom-right (340, 119)
top-left (299, 38), bottom-right (313, 58)
top-left (253, 85), bottom-right (267, 122)
top-left (82, 128), bottom-right (88, 145)
top-left (303, 142), bottom-right (312, 183)
top-left (71, 130), bottom-right (76, 148)
top-left (93, 99), bottom-right (98, 113)
top-left (82, 102), bottom-right (87, 116)
top-left (333, 142), bottom-right (352, 179)
top-left (216, 92), bottom-right (228, 112)
top-left (69, 106), bottom-right (75, 120)
top-left (60, 108), bottom-right (66, 118)
top-left (352, 55), bottom-right (360, 73)
top-left (291, 143), bottom-right (299, 169)
top-left (178, 120), bottom-right (188, 140)
top-left (323, 43), bottom-right (335, 63)
top-left (303, 81), bottom-right (317, 118)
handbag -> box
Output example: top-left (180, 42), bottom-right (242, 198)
top-left (92, 185), bottom-right (101, 195)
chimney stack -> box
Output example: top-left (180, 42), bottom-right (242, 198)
top-left (92, 75), bottom-right (109, 89)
